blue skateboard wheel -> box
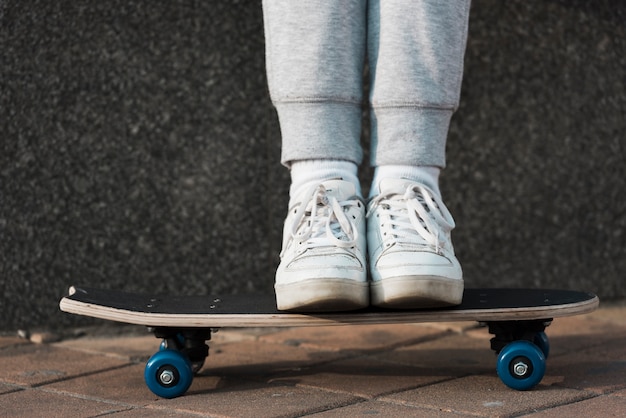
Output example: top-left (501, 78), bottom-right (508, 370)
top-left (496, 340), bottom-right (546, 391)
top-left (533, 331), bottom-right (550, 359)
top-left (144, 349), bottom-right (193, 398)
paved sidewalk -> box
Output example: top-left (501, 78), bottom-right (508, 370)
top-left (1, 303), bottom-right (625, 417)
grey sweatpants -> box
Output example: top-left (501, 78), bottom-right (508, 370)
top-left (262, 0), bottom-right (471, 168)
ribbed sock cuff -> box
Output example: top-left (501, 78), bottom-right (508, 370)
top-left (290, 159), bottom-right (361, 198)
top-left (370, 165), bottom-right (441, 198)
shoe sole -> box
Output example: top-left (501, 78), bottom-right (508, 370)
top-left (275, 279), bottom-right (369, 312)
top-left (371, 276), bottom-right (464, 309)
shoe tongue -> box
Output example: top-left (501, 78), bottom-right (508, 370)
top-left (320, 179), bottom-right (357, 200)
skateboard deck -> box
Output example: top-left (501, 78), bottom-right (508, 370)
top-left (60, 286), bottom-right (598, 327)
top-left (59, 286), bottom-right (599, 398)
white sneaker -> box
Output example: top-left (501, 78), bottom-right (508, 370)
top-left (367, 179), bottom-right (463, 308)
top-left (275, 179), bottom-right (369, 311)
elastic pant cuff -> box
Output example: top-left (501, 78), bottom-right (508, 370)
top-left (370, 107), bottom-right (452, 168)
top-left (276, 101), bottom-right (363, 167)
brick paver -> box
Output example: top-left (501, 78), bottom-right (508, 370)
top-left (1, 303), bottom-right (624, 417)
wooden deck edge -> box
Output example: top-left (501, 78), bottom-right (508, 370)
top-left (60, 295), bottom-right (599, 328)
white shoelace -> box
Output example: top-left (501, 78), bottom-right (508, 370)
top-left (367, 184), bottom-right (455, 253)
top-left (288, 184), bottom-right (361, 251)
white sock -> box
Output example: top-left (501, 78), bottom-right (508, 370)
top-left (369, 165), bottom-right (441, 198)
top-left (289, 159), bottom-right (361, 198)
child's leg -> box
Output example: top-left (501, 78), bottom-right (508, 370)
top-left (368, 0), bottom-right (470, 170)
top-left (263, 0), bottom-right (366, 168)
top-left (262, 0), bottom-right (369, 311)
top-left (366, 0), bottom-right (471, 308)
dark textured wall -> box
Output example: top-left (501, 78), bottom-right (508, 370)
top-left (2, 1), bottom-right (624, 331)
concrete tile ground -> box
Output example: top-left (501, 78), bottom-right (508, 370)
top-left (1, 303), bottom-right (625, 417)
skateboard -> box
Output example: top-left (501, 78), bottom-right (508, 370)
top-left (60, 286), bottom-right (598, 398)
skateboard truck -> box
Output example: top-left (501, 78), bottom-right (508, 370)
top-left (148, 327), bottom-right (211, 373)
top-left (486, 319), bottom-right (552, 354)
top-left (485, 319), bottom-right (553, 390)
top-left (139, 327), bottom-right (213, 397)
